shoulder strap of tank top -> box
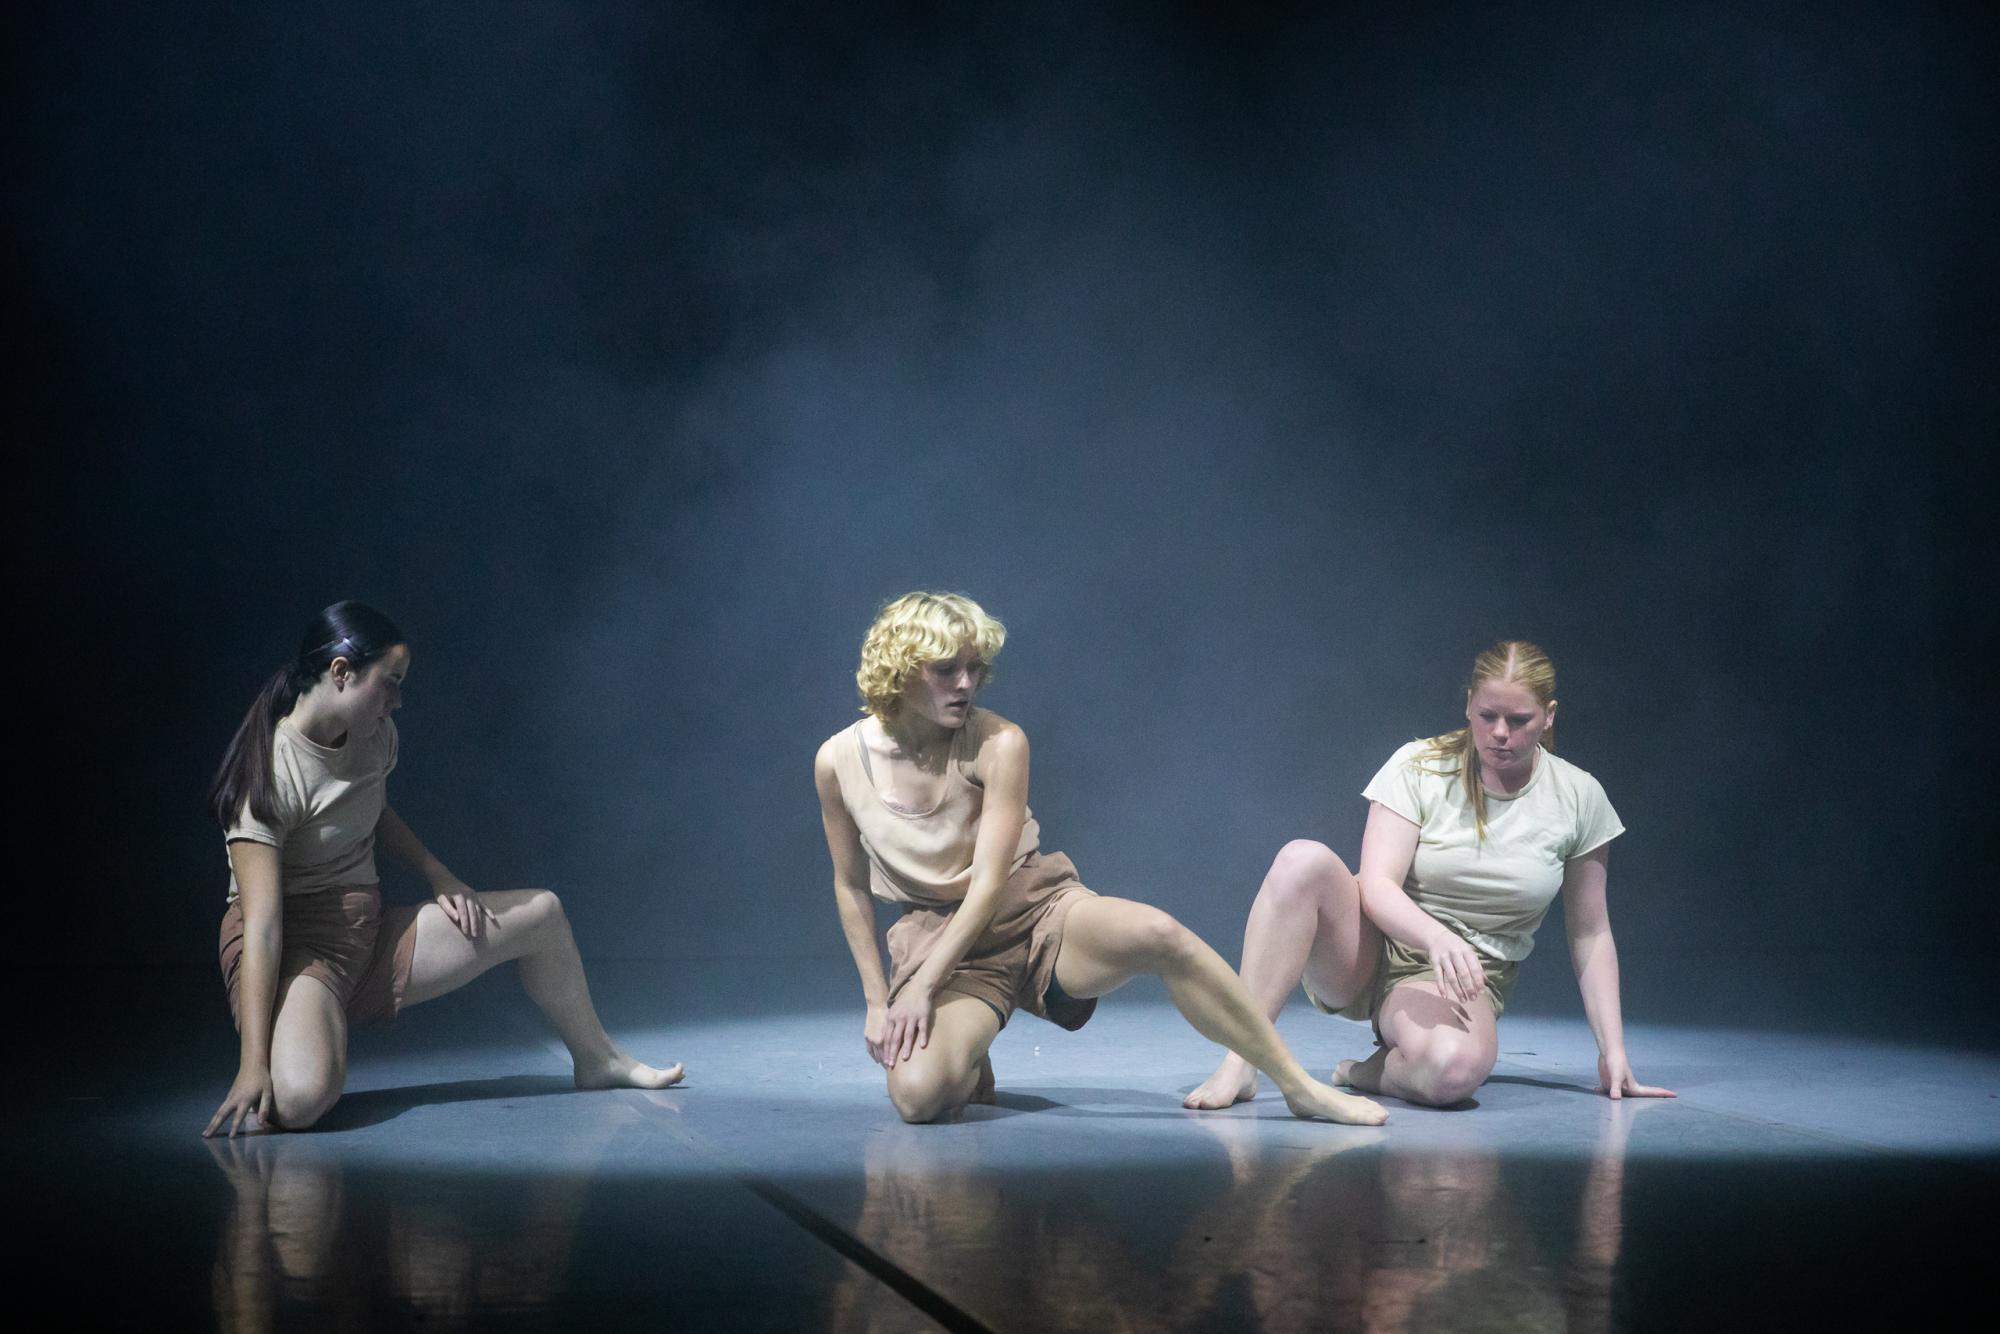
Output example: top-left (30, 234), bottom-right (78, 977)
top-left (952, 711), bottom-right (981, 786)
top-left (850, 721), bottom-right (875, 786)
top-left (855, 718), bottom-right (971, 792)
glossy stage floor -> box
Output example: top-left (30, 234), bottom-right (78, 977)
top-left (33, 962), bottom-right (2000, 1332)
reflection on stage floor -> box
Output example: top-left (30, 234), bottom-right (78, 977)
top-left (28, 967), bottom-right (2000, 1331)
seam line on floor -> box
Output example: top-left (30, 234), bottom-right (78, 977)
top-left (512, 1009), bottom-right (988, 1332)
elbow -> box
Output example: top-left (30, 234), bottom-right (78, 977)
top-left (1567, 918), bottom-right (1613, 948)
top-left (237, 899), bottom-right (283, 949)
top-left (1353, 877), bottom-right (1393, 920)
top-left (245, 921), bottom-right (283, 962)
top-left (1568, 927), bottom-right (1615, 965)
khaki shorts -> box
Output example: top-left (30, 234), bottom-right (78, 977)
top-left (219, 884), bottom-right (421, 1028)
top-left (886, 851), bottom-right (1098, 1031)
top-left (1303, 934), bottom-right (1518, 1043)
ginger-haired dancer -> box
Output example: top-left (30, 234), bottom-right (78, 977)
top-left (814, 592), bottom-right (1384, 1125)
top-left (1187, 640), bottom-right (1673, 1110)
top-left (204, 601), bottom-right (682, 1136)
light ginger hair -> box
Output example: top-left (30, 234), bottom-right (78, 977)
top-left (1414, 640), bottom-right (1558, 842)
top-left (855, 592), bottom-right (1007, 721)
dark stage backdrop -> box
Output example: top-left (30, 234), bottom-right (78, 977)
top-left (14, 4), bottom-right (1994, 1037)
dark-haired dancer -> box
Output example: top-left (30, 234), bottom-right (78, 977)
top-left (1187, 641), bottom-right (1673, 1110)
top-left (815, 592), bottom-right (1385, 1125)
top-left (205, 602), bottom-right (681, 1136)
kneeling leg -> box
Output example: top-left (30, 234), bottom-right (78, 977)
top-left (267, 974), bottom-right (348, 1131)
top-left (1342, 980), bottom-right (1497, 1107)
top-left (884, 991), bottom-right (1002, 1124)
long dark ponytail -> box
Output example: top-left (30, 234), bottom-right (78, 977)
top-left (207, 601), bottom-right (406, 828)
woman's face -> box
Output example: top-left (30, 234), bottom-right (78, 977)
top-left (902, 643), bottom-right (984, 732)
top-left (1464, 677), bottom-right (1552, 781)
top-left (333, 644), bottom-right (410, 737)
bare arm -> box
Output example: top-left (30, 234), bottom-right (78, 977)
top-left (815, 740), bottom-right (894, 1060)
top-left (1562, 845), bottom-right (1673, 1099)
top-left (902, 723), bottom-right (1028, 997)
top-left (205, 841), bottom-right (282, 1136)
top-left (376, 804), bottom-right (491, 939)
top-left (1355, 801), bottom-right (1488, 1005)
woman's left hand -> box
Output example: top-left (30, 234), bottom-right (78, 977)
top-left (1597, 1050), bottom-right (1676, 1100)
top-left (433, 877), bottom-right (496, 941)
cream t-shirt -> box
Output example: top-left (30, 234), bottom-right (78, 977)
top-left (223, 716), bottom-right (399, 900)
top-left (1362, 739), bottom-right (1623, 962)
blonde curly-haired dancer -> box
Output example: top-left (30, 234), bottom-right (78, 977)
top-left (815, 592), bottom-right (1385, 1125)
top-left (1186, 640), bottom-right (1674, 1111)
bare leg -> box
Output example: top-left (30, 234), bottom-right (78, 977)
top-left (1186, 841), bottom-right (1379, 1109)
top-left (263, 974), bottom-right (349, 1131)
top-left (884, 990), bottom-right (1003, 1123)
top-left (402, 888), bottom-right (683, 1091)
top-left (1054, 896), bottom-right (1386, 1125)
top-left (1334, 978), bottom-right (1497, 1107)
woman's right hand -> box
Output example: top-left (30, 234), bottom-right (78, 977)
top-left (1426, 931), bottom-right (1488, 1008)
top-left (205, 1064), bottom-right (276, 1138)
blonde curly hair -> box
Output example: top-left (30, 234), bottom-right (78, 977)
top-left (856, 592), bottom-right (1007, 720)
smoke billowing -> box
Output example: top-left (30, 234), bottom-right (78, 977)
top-left (15, 3), bottom-right (1994, 1030)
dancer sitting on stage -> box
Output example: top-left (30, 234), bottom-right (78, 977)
top-left (815, 591), bottom-right (1385, 1125)
top-left (204, 601), bottom-right (682, 1136)
top-left (1186, 640), bottom-right (1674, 1110)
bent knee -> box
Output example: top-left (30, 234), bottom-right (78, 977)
top-left (1413, 1073), bottom-right (1487, 1108)
top-left (272, 1072), bottom-right (342, 1130)
top-left (515, 888), bottom-right (568, 934)
top-left (1126, 907), bottom-right (1201, 968)
top-left (1404, 1044), bottom-right (1493, 1107)
top-left (887, 1072), bottom-right (958, 1124)
top-left (1268, 840), bottom-right (1356, 903)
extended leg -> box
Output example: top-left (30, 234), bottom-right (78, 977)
top-left (402, 888), bottom-right (683, 1090)
top-left (884, 990), bottom-right (1003, 1123)
top-left (1054, 896), bottom-right (1386, 1125)
top-left (1187, 840), bottom-right (1379, 1108)
top-left (1336, 979), bottom-right (1497, 1107)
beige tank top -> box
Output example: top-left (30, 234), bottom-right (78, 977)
top-left (831, 712), bottom-right (1041, 907)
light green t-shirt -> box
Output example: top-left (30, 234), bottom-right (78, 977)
top-left (1362, 740), bottom-right (1623, 962)
top-left (223, 716), bottom-right (399, 900)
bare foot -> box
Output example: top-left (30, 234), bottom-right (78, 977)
top-left (1334, 1057), bottom-right (1381, 1094)
top-left (969, 1056), bottom-right (997, 1105)
top-left (574, 1053), bottom-right (686, 1091)
top-left (1283, 1076), bottom-right (1388, 1126)
top-left (1183, 1054), bottom-right (1257, 1110)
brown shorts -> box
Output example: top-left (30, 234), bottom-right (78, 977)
top-left (1305, 935), bottom-right (1519, 1043)
top-left (219, 884), bottom-right (422, 1029)
top-left (886, 851), bottom-right (1099, 1031)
